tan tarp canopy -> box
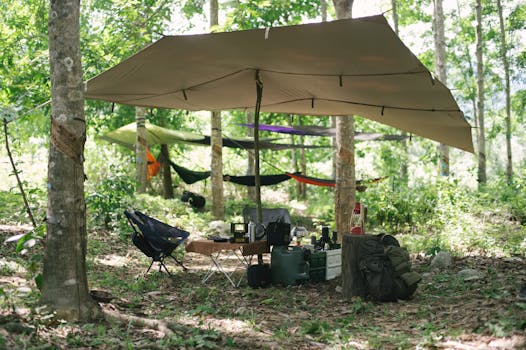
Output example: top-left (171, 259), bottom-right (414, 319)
top-left (85, 15), bottom-right (473, 153)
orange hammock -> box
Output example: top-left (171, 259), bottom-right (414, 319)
top-left (147, 149), bottom-right (161, 180)
top-left (285, 173), bottom-right (386, 191)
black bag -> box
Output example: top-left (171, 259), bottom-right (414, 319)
top-left (265, 221), bottom-right (291, 246)
top-left (247, 264), bottom-right (271, 288)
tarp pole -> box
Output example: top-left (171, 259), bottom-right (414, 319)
top-left (254, 71), bottom-right (263, 224)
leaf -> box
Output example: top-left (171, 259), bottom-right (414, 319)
top-left (34, 273), bottom-right (43, 291)
top-left (4, 233), bottom-right (25, 244)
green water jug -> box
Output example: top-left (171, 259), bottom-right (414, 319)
top-left (270, 246), bottom-right (310, 286)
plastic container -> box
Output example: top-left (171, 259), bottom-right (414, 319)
top-left (270, 246), bottom-right (309, 286)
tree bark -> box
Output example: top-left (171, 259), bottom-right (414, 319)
top-left (210, 0), bottom-right (224, 219)
top-left (391, 0), bottom-right (409, 184)
top-left (433, 0), bottom-right (450, 176)
top-left (320, 0), bottom-right (327, 22)
top-left (332, 0), bottom-right (355, 240)
top-left (497, 0), bottom-right (512, 183)
top-left (135, 107), bottom-right (147, 193)
top-left (342, 234), bottom-right (371, 298)
top-left (475, 0), bottom-right (486, 185)
top-left (42, 0), bottom-right (100, 322)
top-left (160, 144), bottom-right (174, 199)
top-left (299, 117), bottom-right (307, 200)
top-left (288, 115), bottom-right (302, 198)
top-left (246, 111), bottom-right (256, 201)
top-left (333, 0), bottom-right (353, 19)
top-left (211, 110), bottom-right (224, 219)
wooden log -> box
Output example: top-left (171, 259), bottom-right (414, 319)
top-left (342, 234), bottom-right (375, 298)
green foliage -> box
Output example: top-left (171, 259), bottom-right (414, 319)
top-left (86, 166), bottom-right (135, 230)
top-left (222, 0), bottom-right (320, 30)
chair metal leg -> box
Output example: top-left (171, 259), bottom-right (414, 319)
top-left (169, 255), bottom-right (188, 271)
top-left (145, 259), bottom-right (155, 274)
top-left (159, 261), bottom-right (173, 276)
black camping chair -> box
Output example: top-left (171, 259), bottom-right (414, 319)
top-left (124, 210), bottom-right (190, 276)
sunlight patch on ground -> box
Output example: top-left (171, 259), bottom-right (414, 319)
top-left (94, 254), bottom-right (130, 267)
top-left (440, 334), bottom-right (526, 349)
top-left (0, 258), bottom-right (26, 274)
top-left (176, 314), bottom-right (280, 348)
top-left (0, 224), bottom-right (32, 234)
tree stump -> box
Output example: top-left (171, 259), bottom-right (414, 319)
top-left (342, 234), bottom-right (375, 298)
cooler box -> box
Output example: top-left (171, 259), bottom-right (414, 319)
top-left (325, 248), bottom-right (342, 280)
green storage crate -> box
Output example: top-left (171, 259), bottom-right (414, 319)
top-left (309, 266), bottom-right (326, 282)
top-left (307, 250), bottom-right (326, 282)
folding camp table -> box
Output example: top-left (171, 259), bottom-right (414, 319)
top-left (185, 240), bottom-right (269, 287)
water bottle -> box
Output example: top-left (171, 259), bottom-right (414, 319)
top-left (248, 221), bottom-right (256, 242)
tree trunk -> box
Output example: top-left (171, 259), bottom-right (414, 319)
top-left (332, 0), bottom-right (355, 240)
top-left (299, 118), bottom-right (307, 200)
top-left (342, 234), bottom-right (371, 298)
top-left (246, 111), bottom-right (256, 201)
top-left (391, 0), bottom-right (409, 184)
top-left (288, 115), bottom-right (302, 198)
top-left (42, 0), bottom-right (100, 322)
top-left (211, 110), bottom-right (224, 219)
top-left (135, 107), bottom-right (147, 193)
top-left (320, 0), bottom-right (327, 22)
top-left (455, 0), bottom-right (478, 159)
top-left (333, 0), bottom-right (353, 19)
top-left (497, 0), bottom-right (512, 183)
top-left (210, 0), bottom-right (224, 219)
top-left (335, 116), bottom-right (355, 237)
top-left (160, 144), bottom-right (174, 199)
top-left (475, 0), bottom-right (486, 185)
top-left (433, 0), bottom-right (450, 176)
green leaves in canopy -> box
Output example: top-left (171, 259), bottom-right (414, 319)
top-left (223, 0), bottom-right (321, 30)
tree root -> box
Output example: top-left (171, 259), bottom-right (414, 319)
top-left (102, 305), bottom-right (176, 337)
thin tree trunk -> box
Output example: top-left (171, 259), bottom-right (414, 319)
top-left (135, 107), bottom-right (147, 193)
top-left (289, 115), bottom-right (301, 197)
top-left (475, 0), bottom-right (486, 185)
top-left (246, 111), bottom-right (256, 201)
top-left (455, 0), bottom-right (478, 157)
top-left (160, 144), bottom-right (174, 199)
top-left (320, 0), bottom-right (327, 22)
top-left (332, 0), bottom-right (355, 240)
top-left (42, 0), bottom-right (100, 322)
top-left (433, 0), bottom-right (450, 176)
top-left (333, 0), bottom-right (353, 20)
top-left (391, 0), bottom-right (408, 184)
top-left (299, 117), bottom-right (307, 200)
top-left (210, 0), bottom-right (224, 219)
top-left (497, 0), bottom-right (512, 183)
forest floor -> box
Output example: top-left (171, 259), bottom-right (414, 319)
top-left (0, 224), bottom-right (525, 349)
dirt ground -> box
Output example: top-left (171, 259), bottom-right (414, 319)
top-left (1, 225), bottom-right (525, 349)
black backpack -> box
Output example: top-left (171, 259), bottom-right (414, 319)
top-left (358, 234), bottom-right (421, 302)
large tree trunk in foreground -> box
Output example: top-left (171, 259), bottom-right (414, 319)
top-left (333, 0), bottom-right (355, 240)
top-left (433, 0), bottom-right (450, 176)
top-left (41, 0), bottom-right (100, 322)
